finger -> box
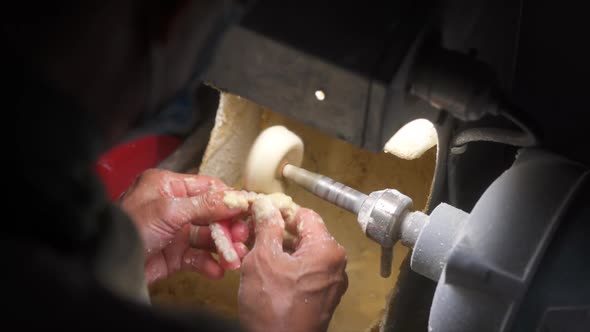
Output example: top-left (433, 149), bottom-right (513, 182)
top-left (181, 249), bottom-right (225, 280)
top-left (234, 242), bottom-right (249, 259)
top-left (165, 175), bottom-right (228, 198)
top-left (216, 243), bottom-right (249, 270)
top-left (230, 218), bottom-right (250, 243)
top-left (160, 226), bottom-right (194, 270)
top-left (210, 221), bottom-right (241, 270)
top-left (182, 175), bottom-right (228, 196)
top-left (144, 253), bottom-right (169, 285)
top-left (288, 208), bottom-right (330, 249)
top-left (220, 190), bottom-right (255, 211)
top-left (266, 193), bottom-right (300, 228)
top-left (188, 225), bottom-right (215, 251)
top-left (251, 196), bottom-right (285, 253)
top-left (162, 190), bottom-right (244, 227)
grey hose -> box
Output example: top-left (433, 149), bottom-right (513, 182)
top-left (451, 111), bottom-right (537, 154)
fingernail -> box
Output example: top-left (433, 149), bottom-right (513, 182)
top-left (252, 197), bottom-right (285, 228)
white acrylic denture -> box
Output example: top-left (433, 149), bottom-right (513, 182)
top-left (210, 223), bottom-right (239, 264)
top-left (222, 191), bottom-right (299, 225)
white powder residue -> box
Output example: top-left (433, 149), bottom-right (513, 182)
top-left (223, 191), bottom-right (249, 210)
top-left (222, 191), bottom-right (300, 223)
top-left (251, 196), bottom-right (275, 220)
top-left (267, 192), bottom-right (300, 224)
top-left (356, 215), bottom-right (370, 233)
top-left (297, 219), bottom-right (306, 233)
top-left (222, 191), bottom-right (299, 231)
top-left (245, 191), bottom-right (260, 202)
top-left (251, 197), bottom-right (285, 229)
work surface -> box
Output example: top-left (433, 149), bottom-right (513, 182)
top-left (150, 94), bottom-right (436, 332)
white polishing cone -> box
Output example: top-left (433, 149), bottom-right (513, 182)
top-left (243, 126), bottom-right (304, 193)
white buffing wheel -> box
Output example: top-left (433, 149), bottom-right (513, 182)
top-left (243, 126), bottom-right (304, 193)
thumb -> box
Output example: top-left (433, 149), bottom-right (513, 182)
top-left (251, 196), bottom-right (284, 253)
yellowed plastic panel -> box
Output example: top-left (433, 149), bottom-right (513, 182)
top-left (150, 93), bottom-right (436, 332)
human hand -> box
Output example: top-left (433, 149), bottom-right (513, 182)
top-left (238, 197), bottom-right (348, 332)
top-left (119, 169), bottom-right (250, 284)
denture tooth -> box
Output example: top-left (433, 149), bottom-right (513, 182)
top-left (222, 191), bottom-right (249, 210)
top-left (210, 222), bottom-right (239, 264)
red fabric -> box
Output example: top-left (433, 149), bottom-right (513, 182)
top-left (96, 135), bottom-right (182, 200)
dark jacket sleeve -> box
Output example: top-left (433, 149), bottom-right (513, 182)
top-left (4, 238), bottom-right (243, 331)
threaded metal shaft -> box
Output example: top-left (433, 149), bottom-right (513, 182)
top-left (282, 164), bottom-right (367, 214)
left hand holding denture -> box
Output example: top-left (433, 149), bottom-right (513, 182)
top-left (120, 169), bottom-right (250, 284)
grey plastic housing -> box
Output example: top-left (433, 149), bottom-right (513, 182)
top-left (427, 148), bottom-right (589, 332)
top-left (411, 203), bottom-right (469, 281)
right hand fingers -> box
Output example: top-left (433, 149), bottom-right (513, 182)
top-left (286, 208), bottom-right (329, 248)
top-left (290, 209), bottom-right (347, 264)
top-left (250, 196), bottom-right (285, 254)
